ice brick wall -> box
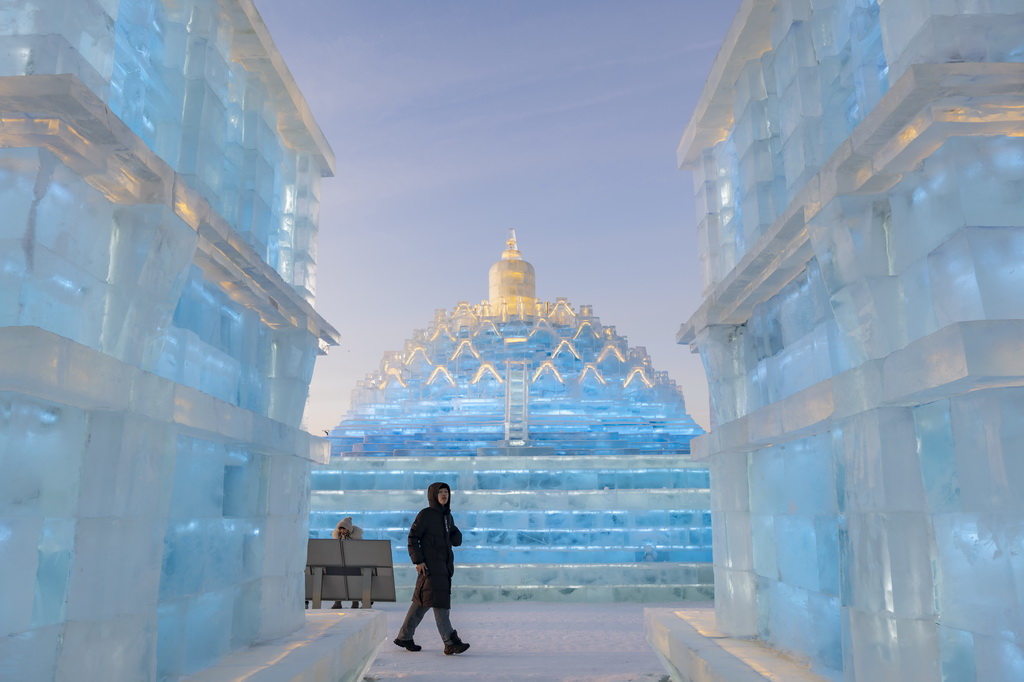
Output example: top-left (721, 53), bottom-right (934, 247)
top-left (310, 455), bottom-right (714, 602)
top-left (0, 1), bottom-right (337, 680)
top-left (679, 0), bottom-right (1024, 680)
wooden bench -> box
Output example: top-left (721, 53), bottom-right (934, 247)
top-left (304, 539), bottom-right (397, 609)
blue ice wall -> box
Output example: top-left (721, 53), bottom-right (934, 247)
top-left (679, 0), bottom-right (1024, 679)
top-left (0, 1), bottom-right (337, 679)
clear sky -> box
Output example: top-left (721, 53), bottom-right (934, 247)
top-left (251, 0), bottom-right (743, 434)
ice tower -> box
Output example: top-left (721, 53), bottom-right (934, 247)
top-left (313, 232), bottom-right (711, 601)
top-left (0, 1), bottom-right (343, 679)
top-left (656, 0), bottom-right (1024, 680)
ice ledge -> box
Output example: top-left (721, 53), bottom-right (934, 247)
top-left (0, 325), bottom-right (330, 463)
top-left (676, 0), bottom-right (775, 167)
top-left (182, 611), bottom-right (385, 682)
top-left (692, 320), bottom-right (1024, 459)
top-left (0, 73), bottom-right (340, 350)
top-left (645, 606), bottom-right (829, 682)
top-left (228, 0), bottom-right (336, 176)
top-left (678, 62), bottom-right (1024, 344)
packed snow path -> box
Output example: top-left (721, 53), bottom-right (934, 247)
top-left (361, 601), bottom-right (678, 681)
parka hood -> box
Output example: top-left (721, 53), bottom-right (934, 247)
top-left (332, 516), bottom-right (363, 539)
top-left (427, 481), bottom-right (451, 512)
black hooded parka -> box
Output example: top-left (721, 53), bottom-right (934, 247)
top-left (408, 481), bottom-right (463, 609)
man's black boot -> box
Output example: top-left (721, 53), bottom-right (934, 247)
top-left (444, 630), bottom-right (470, 655)
top-left (394, 638), bottom-right (422, 652)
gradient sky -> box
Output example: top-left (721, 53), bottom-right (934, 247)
top-left (251, 0), bottom-right (744, 434)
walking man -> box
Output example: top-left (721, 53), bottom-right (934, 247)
top-left (393, 481), bottom-right (471, 655)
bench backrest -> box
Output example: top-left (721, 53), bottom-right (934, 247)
top-left (305, 539), bottom-right (396, 604)
top-left (306, 539), bottom-right (393, 568)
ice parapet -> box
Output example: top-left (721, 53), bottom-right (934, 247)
top-left (678, 1), bottom-right (1024, 680)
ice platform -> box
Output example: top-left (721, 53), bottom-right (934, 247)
top-left (645, 606), bottom-right (828, 682)
top-left (182, 611), bottom-right (386, 682)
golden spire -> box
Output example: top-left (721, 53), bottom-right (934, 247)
top-left (501, 229), bottom-right (522, 260)
top-left (488, 229), bottom-right (536, 315)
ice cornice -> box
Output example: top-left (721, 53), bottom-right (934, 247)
top-left (0, 73), bottom-right (340, 348)
top-left (676, 0), bottom-right (775, 169)
top-left (229, 0), bottom-right (336, 176)
top-left (678, 62), bottom-right (1024, 345)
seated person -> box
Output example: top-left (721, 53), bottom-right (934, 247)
top-left (329, 517), bottom-right (363, 609)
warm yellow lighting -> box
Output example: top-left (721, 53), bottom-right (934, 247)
top-left (623, 367), bottom-right (654, 389)
top-left (471, 363), bottom-right (504, 384)
top-left (579, 364), bottom-right (606, 385)
top-left (403, 346), bottom-right (433, 367)
top-left (449, 340), bottom-right (481, 361)
top-left (573, 321), bottom-right (599, 340)
top-left (488, 229), bottom-right (537, 312)
top-left (531, 361), bottom-right (564, 384)
top-left (547, 299), bottom-right (576, 322)
top-left (380, 366), bottom-right (407, 389)
top-left (597, 345), bottom-right (626, 363)
top-left (474, 320), bottom-right (504, 339)
top-left (552, 339), bottom-right (581, 359)
top-left (427, 366), bottom-right (456, 386)
top-left (429, 324), bottom-right (455, 342)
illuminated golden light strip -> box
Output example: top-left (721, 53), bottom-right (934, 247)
top-left (578, 364), bottom-right (606, 385)
top-left (381, 367), bottom-right (407, 388)
top-left (531, 361), bottom-right (565, 384)
top-left (471, 363), bottom-right (504, 385)
top-left (426, 366), bottom-right (456, 386)
top-left (429, 325), bottom-right (455, 341)
top-left (552, 339), bottom-right (580, 359)
top-left (403, 346), bottom-right (432, 367)
top-left (548, 300), bottom-right (576, 319)
top-left (474, 320), bottom-right (503, 338)
top-left (623, 367), bottom-right (654, 389)
top-left (449, 340), bottom-right (480, 361)
top-left (597, 345), bottom-right (626, 363)
top-left (573, 321), bottom-right (599, 340)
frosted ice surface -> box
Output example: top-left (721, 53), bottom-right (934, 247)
top-left (65, 518), bottom-right (162, 621)
top-left (183, 589), bottom-right (233, 674)
top-left (681, 0), bottom-right (1024, 679)
top-left (0, 517), bottom-right (42, 637)
top-left (775, 515), bottom-right (821, 591)
top-left (32, 519), bottom-right (73, 630)
top-left (57, 615), bottom-right (154, 682)
top-left (0, 396), bottom-right (87, 517)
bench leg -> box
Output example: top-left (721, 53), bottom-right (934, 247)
top-left (311, 567), bottom-right (324, 610)
top-left (361, 567), bottom-right (373, 608)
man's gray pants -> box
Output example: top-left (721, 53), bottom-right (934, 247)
top-left (397, 603), bottom-right (454, 644)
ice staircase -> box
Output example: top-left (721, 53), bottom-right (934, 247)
top-left (309, 452), bottom-right (713, 602)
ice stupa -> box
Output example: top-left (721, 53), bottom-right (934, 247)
top-left (310, 232), bottom-right (711, 601)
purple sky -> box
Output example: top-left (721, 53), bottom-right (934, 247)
top-left (251, 1), bottom-right (743, 433)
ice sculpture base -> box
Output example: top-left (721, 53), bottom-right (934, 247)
top-left (645, 607), bottom-right (832, 682)
top-left (181, 611), bottom-right (386, 682)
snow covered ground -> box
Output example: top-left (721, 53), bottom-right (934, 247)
top-left (360, 600), bottom-right (688, 681)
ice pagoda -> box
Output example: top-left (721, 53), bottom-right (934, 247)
top-left (311, 232), bottom-right (711, 601)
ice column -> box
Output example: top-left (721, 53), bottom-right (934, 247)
top-left (0, 1), bottom-right (338, 680)
top-left (678, 0), bottom-right (1024, 680)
